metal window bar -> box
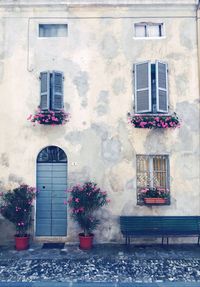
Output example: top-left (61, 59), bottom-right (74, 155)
top-left (136, 155), bottom-right (169, 205)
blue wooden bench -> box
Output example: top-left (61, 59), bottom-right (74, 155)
top-left (120, 216), bottom-right (200, 245)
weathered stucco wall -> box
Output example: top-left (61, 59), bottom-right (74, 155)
top-left (0, 2), bottom-right (199, 245)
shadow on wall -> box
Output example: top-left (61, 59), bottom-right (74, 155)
top-left (0, 217), bottom-right (15, 247)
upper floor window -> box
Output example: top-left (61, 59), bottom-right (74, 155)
top-left (40, 71), bottom-right (64, 111)
top-left (134, 61), bottom-right (168, 114)
top-left (39, 24), bottom-right (68, 38)
top-left (134, 23), bottom-right (164, 38)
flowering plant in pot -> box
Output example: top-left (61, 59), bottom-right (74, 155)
top-left (67, 181), bottom-right (110, 250)
top-left (139, 186), bottom-right (170, 205)
top-left (128, 112), bottom-right (180, 129)
top-left (0, 184), bottom-right (36, 250)
top-left (27, 109), bottom-right (70, 126)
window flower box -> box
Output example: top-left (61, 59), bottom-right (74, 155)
top-left (27, 109), bottom-right (70, 126)
top-left (144, 198), bottom-right (167, 204)
top-left (139, 187), bottom-right (170, 205)
top-left (128, 113), bottom-right (180, 129)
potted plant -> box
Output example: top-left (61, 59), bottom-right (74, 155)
top-left (128, 112), bottom-right (180, 129)
top-left (67, 181), bottom-right (110, 250)
top-left (0, 184), bottom-right (36, 250)
top-left (27, 109), bottom-right (70, 126)
top-left (139, 187), bottom-right (169, 205)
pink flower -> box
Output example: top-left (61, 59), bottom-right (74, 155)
top-left (139, 121), bottom-right (147, 128)
top-left (101, 191), bottom-right (107, 195)
top-left (75, 198), bottom-right (80, 203)
top-left (140, 189), bottom-right (148, 193)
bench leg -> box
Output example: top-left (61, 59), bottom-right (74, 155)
top-left (167, 237), bottom-right (169, 245)
top-left (125, 236), bottom-right (131, 247)
top-left (198, 236), bottom-right (200, 245)
top-left (162, 237), bottom-right (164, 245)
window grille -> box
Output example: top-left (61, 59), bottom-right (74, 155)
top-left (136, 155), bottom-right (170, 205)
top-left (37, 146), bottom-right (67, 163)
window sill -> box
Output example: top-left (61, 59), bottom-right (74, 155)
top-left (133, 36), bottom-right (166, 40)
top-left (134, 113), bottom-right (169, 116)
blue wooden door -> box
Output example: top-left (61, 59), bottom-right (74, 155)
top-left (36, 146), bottom-right (67, 236)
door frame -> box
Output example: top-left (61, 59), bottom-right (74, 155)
top-left (34, 145), bottom-right (68, 241)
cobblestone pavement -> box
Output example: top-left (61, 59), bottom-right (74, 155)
top-left (0, 244), bottom-right (200, 285)
top-left (0, 283), bottom-right (200, 287)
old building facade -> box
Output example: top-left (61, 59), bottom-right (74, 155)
top-left (0, 0), bottom-right (199, 245)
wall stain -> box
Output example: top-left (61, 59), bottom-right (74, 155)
top-left (8, 173), bottom-right (23, 184)
top-left (112, 77), bottom-right (126, 96)
top-left (0, 153), bottom-right (9, 167)
top-left (100, 34), bottom-right (119, 59)
top-left (102, 136), bottom-right (122, 164)
top-left (73, 71), bottom-right (89, 107)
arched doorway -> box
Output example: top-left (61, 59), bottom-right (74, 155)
top-left (36, 146), bottom-right (67, 236)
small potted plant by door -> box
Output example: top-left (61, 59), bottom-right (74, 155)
top-left (67, 181), bottom-right (110, 250)
top-left (139, 187), bottom-right (169, 205)
top-left (0, 184), bottom-right (36, 250)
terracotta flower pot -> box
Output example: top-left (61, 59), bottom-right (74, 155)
top-left (79, 233), bottom-right (94, 250)
top-left (144, 198), bottom-right (166, 204)
top-left (15, 235), bottom-right (30, 251)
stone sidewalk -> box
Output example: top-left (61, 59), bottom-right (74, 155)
top-left (0, 244), bottom-right (200, 285)
top-left (0, 282), bottom-right (200, 287)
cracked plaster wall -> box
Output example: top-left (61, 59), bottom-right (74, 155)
top-left (0, 4), bottom-right (199, 245)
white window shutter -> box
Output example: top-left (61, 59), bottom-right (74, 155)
top-left (52, 71), bottom-right (64, 111)
top-left (135, 61), bottom-right (152, 113)
top-left (40, 71), bottom-right (50, 110)
top-left (156, 61), bottom-right (168, 113)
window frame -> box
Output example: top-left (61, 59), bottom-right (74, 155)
top-left (38, 23), bottom-right (68, 38)
top-left (134, 22), bottom-right (165, 40)
top-left (134, 60), bottom-right (169, 115)
top-left (136, 154), bottom-right (170, 205)
top-left (40, 70), bottom-right (64, 112)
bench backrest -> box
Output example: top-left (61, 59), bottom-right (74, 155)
top-left (120, 216), bottom-right (164, 235)
top-left (162, 216), bottom-right (200, 235)
top-left (120, 216), bottom-right (200, 236)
